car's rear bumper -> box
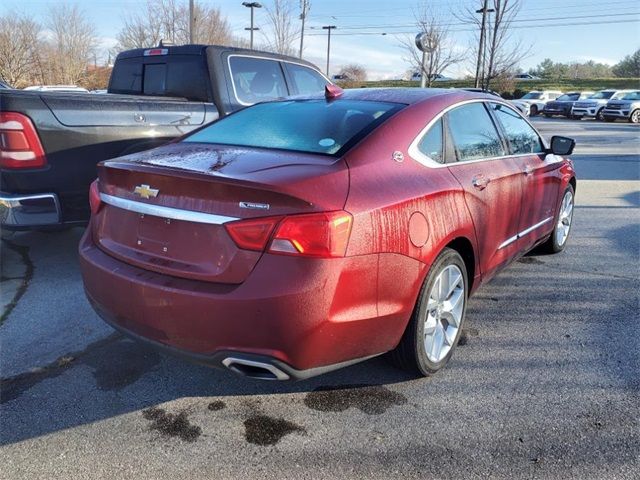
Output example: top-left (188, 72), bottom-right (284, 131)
top-left (79, 227), bottom-right (412, 378)
top-left (0, 191), bottom-right (61, 229)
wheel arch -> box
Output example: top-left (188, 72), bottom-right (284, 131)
top-left (443, 236), bottom-right (477, 293)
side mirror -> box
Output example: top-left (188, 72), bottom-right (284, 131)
top-left (548, 135), bottom-right (575, 156)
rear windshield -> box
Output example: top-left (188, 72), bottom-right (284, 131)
top-left (109, 55), bottom-right (210, 101)
top-left (183, 99), bottom-right (404, 155)
top-left (521, 92), bottom-right (542, 99)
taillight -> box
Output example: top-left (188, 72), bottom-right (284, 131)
top-left (269, 211), bottom-right (352, 258)
top-left (89, 179), bottom-right (102, 215)
top-left (0, 112), bottom-right (47, 169)
top-left (224, 216), bottom-right (283, 252)
top-left (225, 210), bottom-right (353, 259)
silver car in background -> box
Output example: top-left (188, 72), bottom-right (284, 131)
top-left (602, 91), bottom-right (640, 123)
top-left (571, 90), bottom-right (633, 121)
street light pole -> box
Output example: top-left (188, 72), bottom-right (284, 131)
top-left (299, 0), bottom-right (310, 58)
top-left (189, 0), bottom-right (195, 44)
top-left (322, 25), bottom-right (336, 77)
top-left (242, 2), bottom-right (262, 49)
top-left (474, 0), bottom-right (494, 89)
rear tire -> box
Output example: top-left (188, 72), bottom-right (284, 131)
top-left (540, 184), bottom-right (575, 254)
top-left (389, 248), bottom-right (468, 376)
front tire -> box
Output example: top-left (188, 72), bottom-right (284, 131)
top-left (530, 105), bottom-right (539, 116)
top-left (596, 108), bottom-right (605, 121)
top-left (541, 185), bottom-right (575, 254)
top-left (630, 109), bottom-right (640, 124)
top-left (390, 248), bottom-right (468, 376)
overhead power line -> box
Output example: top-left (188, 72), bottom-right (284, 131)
top-left (306, 18), bottom-right (640, 36)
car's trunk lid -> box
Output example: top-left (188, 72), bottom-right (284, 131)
top-left (93, 143), bottom-right (348, 283)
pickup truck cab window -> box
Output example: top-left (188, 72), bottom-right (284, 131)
top-left (447, 102), bottom-right (505, 162)
top-left (229, 56), bottom-right (288, 105)
top-left (143, 64), bottom-right (167, 95)
top-left (417, 118), bottom-right (444, 163)
top-left (284, 63), bottom-right (328, 95)
top-left (489, 103), bottom-right (544, 155)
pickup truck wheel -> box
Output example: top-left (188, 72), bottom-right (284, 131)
top-left (541, 185), bottom-right (574, 254)
top-left (530, 105), bottom-right (539, 116)
top-left (630, 110), bottom-right (640, 124)
top-left (389, 248), bottom-right (468, 376)
top-left (596, 108), bottom-right (605, 121)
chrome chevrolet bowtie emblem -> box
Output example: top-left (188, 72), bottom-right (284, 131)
top-left (133, 184), bottom-right (159, 199)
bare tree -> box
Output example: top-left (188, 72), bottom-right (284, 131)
top-left (114, 0), bottom-right (232, 51)
top-left (0, 13), bottom-right (42, 87)
top-left (338, 64), bottom-right (367, 82)
top-left (398, 9), bottom-right (463, 87)
top-left (459, 0), bottom-right (531, 89)
top-left (46, 3), bottom-right (98, 85)
top-left (263, 0), bottom-right (299, 56)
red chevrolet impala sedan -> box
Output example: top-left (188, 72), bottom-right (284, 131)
top-left (80, 87), bottom-right (576, 380)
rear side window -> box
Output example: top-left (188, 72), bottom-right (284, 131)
top-left (417, 118), bottom-right (444, 163)
top-left (285, 63), bottom-right (328, 95)
top-left (447, 103), bottom-right (505, 161)
top-left (229, 56), bottom-right (288, 104)
top-left (184, 99), bottom-right (404, 156)
top-left (489, 103), bottom-right (544, 155)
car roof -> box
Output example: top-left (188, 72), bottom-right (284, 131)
top-left (289, 87), bottom-right (482, 105)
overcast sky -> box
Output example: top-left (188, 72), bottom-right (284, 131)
top-left (4, 0), bottom-right (639, 79)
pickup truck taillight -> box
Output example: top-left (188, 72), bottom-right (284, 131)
top-left (225, 211), bottom-right (353, 258)
top-left (0, 112), bottom-right (47, 169)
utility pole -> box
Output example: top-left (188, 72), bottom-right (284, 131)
top-left (243, 2), bottom-right (262, 49)
top-left (299, 0), bottom-right (310, 58)
top-left (474, 0), bottom-right (494, 88)
top-left (322, 25), bottom-right (336, 76)
top-left (189, 0), bottom-right (195, 44)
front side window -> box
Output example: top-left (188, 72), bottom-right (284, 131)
top-left (184, 99), bottom-right (404, 156)
top-left (417, 118), bottom-right (444, 163)
top-left (229, 56), bottom-right (288, 104)
top-left (489, 103), bottom-right (544, 155)
top-left (286, 63), bottom-right (328, 95)
top-left (447, 103), bottom-right (505, 161)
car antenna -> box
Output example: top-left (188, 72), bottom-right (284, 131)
top-left (325, 84), bottom-right (344, 100)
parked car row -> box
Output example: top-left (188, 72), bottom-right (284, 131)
top-left (513, 89), bottom-right (640, 123)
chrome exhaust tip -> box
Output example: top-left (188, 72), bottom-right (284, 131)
top-left (222, 357), bottom-right (290, 381)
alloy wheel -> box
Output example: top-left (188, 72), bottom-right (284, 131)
top-left (556, 190), bottom-right (574, 247)
top-left (631, 110), bottom-right (640, 124)
top-left (423, 264), bottom-right (465, 363)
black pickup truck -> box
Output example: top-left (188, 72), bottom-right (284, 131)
top-left (0, 44), bottom-right (329, 230)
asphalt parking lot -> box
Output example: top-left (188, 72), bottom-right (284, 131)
top-left (1, 117), bottom-right (638, 479)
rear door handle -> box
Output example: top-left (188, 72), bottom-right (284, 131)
top-left (472, 175), bottom-right (490, 190)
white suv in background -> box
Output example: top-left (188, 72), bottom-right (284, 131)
top-left (571, 90), bottom-right (634, 121)
top-left (512, 90), bottom-right (563, 116)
